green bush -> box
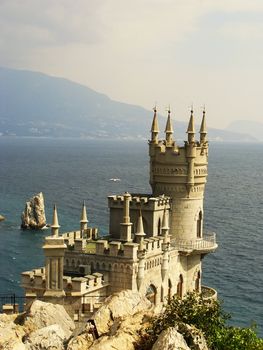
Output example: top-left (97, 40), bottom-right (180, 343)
top-left (140, 293), bottom-right (263, 350)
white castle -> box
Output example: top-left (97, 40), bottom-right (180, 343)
top-left (21, 108), bottom-right (217, 319)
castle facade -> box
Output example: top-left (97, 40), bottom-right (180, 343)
top-left (21, 108), bottom-right (217, 319)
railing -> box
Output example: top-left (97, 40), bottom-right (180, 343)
top-left (171, 232), bottom-right (217, 252)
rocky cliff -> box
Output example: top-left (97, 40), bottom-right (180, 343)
top-left (21, 192), bottom-right (46, 229)
top-left (0, 290), bottom-right (209, 350)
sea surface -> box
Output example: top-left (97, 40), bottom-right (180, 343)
top-left (0, 137), bottom-right (262, 335)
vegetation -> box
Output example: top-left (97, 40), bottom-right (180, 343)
top-left (139, 292), bottom-right (263, 350)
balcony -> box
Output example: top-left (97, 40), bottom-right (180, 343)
top-left (171, 232), bottom-right (217, 255)
top-left (201, 285), bottom-right (217, 300)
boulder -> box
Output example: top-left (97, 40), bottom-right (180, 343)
top-left (24, 324), bottom-right (66, 350)
top-left (0, 313), bottom-right (26, 350)
top-left (21, 192), bottom-right (46, 229)
top-left (178, 323), bottom-right (209, 350)
top-left (0, 215), bottom-right (5, 221)
top-left (152, 327), bottom-right (191, 350)
top-left (67, 331), bottom-right (93, 350)
top-left (16, 300), bottom-right (75, 340)
top-left (93, 289), bottom-right (152, 335)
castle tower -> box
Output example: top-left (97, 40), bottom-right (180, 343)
top-left (43, 205), bottom-right (66, 296)
top-left (149, 108), bottom-right (209, 241)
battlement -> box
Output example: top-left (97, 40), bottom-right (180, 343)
top-left (21, 267), bottom-right (108, 295)
top-left (108, 194), bottom-right (170, 211)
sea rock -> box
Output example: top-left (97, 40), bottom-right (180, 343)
top-left (0, 215), bottom-right (5, 221)
top-left (21, 192), bottom-right (46, 229)
top-left (152, 327), bottom-right (191, 350)
top-left (16, 300), bottom-right (75, 340)
top-left (93, 289), bottom-right (152, 335)
top-left (67, 331), bottom-right (93, 350)
top-left (24, 324), bottom-right (66, 350)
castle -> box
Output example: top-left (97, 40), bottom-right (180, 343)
top-left (21, 108), bottom-right (217, 319)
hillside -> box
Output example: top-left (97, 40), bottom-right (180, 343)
top-left (0, 67), bottom-right (257, 142)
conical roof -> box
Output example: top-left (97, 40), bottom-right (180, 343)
top-left (187, 109), bottom-right (195, 134)
top-left (165, 110), bottom-right (173, 134)
top-left (151, 107), bottom-right (159, 133)
top-left (200, 109), bottom-right (207, 134)
top-left (135, 210), bottom-right (146, 236)
top-left (80, 200), bottom-right (88, 223)
top-left (51, 204), bottom-right (60, 229)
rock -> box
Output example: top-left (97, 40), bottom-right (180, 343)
top-left (67, 331), bottom-right (93, 350)
top-left (0, 313), bottom-right (26, 350)
top-left (152, 327), bottom-right (191, 350)
top-left (0, 215), bottom-right (5, 221)
top-left (21, 192), bottom-right (46, 229)
top-left (16, 300), bottom-right (75, 340)
top-left (93, 289), bottom-right (152, 335)
top-left (178, 323), bottom-right (209, 350)
top-left (24, 324), bottom-right (66, 350)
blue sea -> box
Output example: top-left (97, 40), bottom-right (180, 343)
top-left (0, 137), bottom-right (262, 336)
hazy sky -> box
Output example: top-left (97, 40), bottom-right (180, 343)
top-left (0, 0), bottom-right (263, 128)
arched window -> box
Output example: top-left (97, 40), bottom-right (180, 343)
top-left (168, 279), bottom-right (172, 304)
top-left (195, 271), bottom-right (201, 292)
top-left (158, 218), bottom-right (162, 235)
top-left (146, 284), bottom-right (157, 305)
top-left (197, 211), bottom-right (202, 238)
top-left (177, 274), bottom-right (183, 298)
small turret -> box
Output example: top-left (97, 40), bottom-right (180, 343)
top-left (187, 109), bottom-right (195, 144)
top-left (51, 205), bottom-right (60, 237)
top-left (80, 201), bottom-right (88, 235)
top-left (120, 192), bottom-right (133, 242)
top-left (135, 210), bottom-right (146, 250)
top-left (165, 109), bottom-right (173, 145)
top-left (151, 107), bottom-right (159, 144)
top-left (200, 108), bottom-right (207, 145)
top-left (161, 209), bottom-right (170, 246)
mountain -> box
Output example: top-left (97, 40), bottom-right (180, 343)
top-left (0, 67), bottom-right (257, 141)
top-left (226, 120), bottom-right (263, 142)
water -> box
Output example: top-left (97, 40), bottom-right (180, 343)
top-left (0, 137), bottom-right (262, 336)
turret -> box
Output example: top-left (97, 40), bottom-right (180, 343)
top-left (120, 192), bottom-right (133, 242)
top-left (200, 108), bottom-right (207, 145)
top-left (51, 205), bottom-right (60, 237)
top-left (161, 208), bottom-right (170, 246)
top-left (80, 201), bottom-right (88, 234)
top-left (151, 107), bottom-right (159, 144)
top-left (165, 109), bottom-right (173, 146)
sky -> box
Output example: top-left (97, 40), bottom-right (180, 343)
top-left (0, 0), bottom-right (263, 128)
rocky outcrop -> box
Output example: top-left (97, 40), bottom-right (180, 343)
top-left (0, 215), bottom-right (5, 221)
top-left (152, 327), bottom-right (191, 350)
top-left (0, 293), bottom-right (210, 350)
top-left (24, 324), bottom-right (67, 350)
top-left (16, 300), bottom-right (75, 339)
top-left (21, 192), bottom-right (46, 229)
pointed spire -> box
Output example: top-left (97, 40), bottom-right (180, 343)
top-left (200, 107), bottom-right (208, 146)
top-left (151, 106), bottom-right (159, 143)
top-left (51, 204), bottom-right (60, 236)
top-left (161, 208), bottom-right (169, 232)
top-left (165, 108), bottom-right (173, 145)
top-left (187, 108), bottom-right (195, 143)
top-left (80, 200), bottom-right (88, 234)
top-left (135, 210), bottom-right (146, 247)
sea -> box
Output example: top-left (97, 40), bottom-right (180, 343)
top-left (0, 137), bottom-right (262, 336)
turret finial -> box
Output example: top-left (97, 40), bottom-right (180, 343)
top-left (165, 107), bottom-right (173, 145)
top-left (200, 106), bottom-right (207, 145)
top-left (51, 204), bottom-right (60, 236)
top-left (135, 209), bottom-right (146, 248)
top-left (151, 106), bottom-right (159, 143)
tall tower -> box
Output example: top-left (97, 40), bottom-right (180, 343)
top-left (43, 205), bottom-right (66, 296)
top-left (149, 108), bottom-right (208, 241)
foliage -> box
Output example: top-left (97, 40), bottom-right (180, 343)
top-left (138, 292), bottom-right (263, 350)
